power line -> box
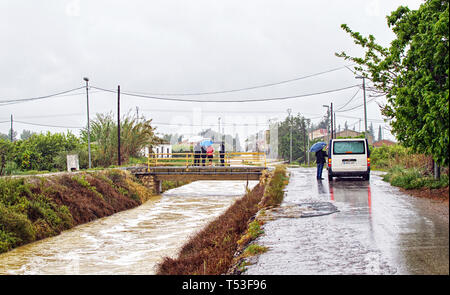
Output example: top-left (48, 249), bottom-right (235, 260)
top-left (0, 86), bottom-right (85, 104)
top-left (335, 114), bottom-right (389, 123)
top-left (13, 120), bottom-right (83, 129)
top-left (334, 96), bottom-right (378, 113)
top-left (120, 65), bottom-right (354, 96)
top-left (92, 84), bottom-right (360, 103)
top-left (334, 88), bottom-right (361, 111)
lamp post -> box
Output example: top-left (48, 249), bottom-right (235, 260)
top-left (356, 76), bottom-right (368, 138)
top-left (83, 77), bottom-right (91, 169)
top-left (322, 105), bottom-right (330, 142)
top-left (287, 108), bottom-right (292, 163)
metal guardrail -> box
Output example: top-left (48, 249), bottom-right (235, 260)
top-left (147, 152), bottom-right (267, 171)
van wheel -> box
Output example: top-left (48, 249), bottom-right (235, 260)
top-left (363, 174), bottom-right (370, 181)
top-left (328, 173), bottom-right (333, 181)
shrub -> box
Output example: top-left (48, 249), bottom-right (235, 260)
top-left (0, 203), bottom-right (36, 247)
top-left (383, 167), bottom-right (449, 190)
top-left (371, 144), bottom-right (432, 171)
top-left (242, 244), bottom-right (268, 257)
top-left (237, 220), bottom-right (264, 247)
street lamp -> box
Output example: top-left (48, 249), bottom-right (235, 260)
top-left (83, 77), bottom-right (92, 169)
top-left (322, 105), bottom-right (330, 141)
top-left (356, 76), bottom-right (368, 138)
top-left (287, 108), bottom-right (292, 163)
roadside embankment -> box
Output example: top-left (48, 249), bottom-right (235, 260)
top-left (0, 169), bottom-right (163, 254)
top-left (382, 167), bottom-right (449, 202)
top-left (156, 165), bottom-right (289, 275)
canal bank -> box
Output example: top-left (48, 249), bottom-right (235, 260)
top-left (0, 177), bottom-right (263, 274)
top-left (0, 169), bottom-right (187, 254)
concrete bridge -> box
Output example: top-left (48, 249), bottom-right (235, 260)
top-left (127, 165), bottom-right (267, 194)
top-left (125, 152), bottom-right (269, 193)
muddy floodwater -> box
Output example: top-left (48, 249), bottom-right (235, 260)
top-left (0, 180), bottom-right (258, 275)
top-left (244, 168), bottom-right (449, 275)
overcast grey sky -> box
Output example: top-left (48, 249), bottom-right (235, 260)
top-left (0, 0), bottom-right (423, 142)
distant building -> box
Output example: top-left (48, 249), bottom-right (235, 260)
top-left (312, 129), bottom-right (374, 145)
top-left (335, 129), bottom-right (374, 145)
top-left (245, 126), bottom-right (279, 160)
top-left (309, 128), bottom-right (328, 140)
top-left (153, 144), bottom-right (172, 157)
top-left (372, 139), bottom-right (396, 148)
top-left (141, 143), bottom-right (172, 158)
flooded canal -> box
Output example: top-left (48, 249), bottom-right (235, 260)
top-left (0, 180), bottom-right (258, 275)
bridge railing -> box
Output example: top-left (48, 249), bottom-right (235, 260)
top-left (147, 152), bottom-right (267, 169)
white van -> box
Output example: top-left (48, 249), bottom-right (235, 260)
top-left (327, 138), bottom-right (370, 181)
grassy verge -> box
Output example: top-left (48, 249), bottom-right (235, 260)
top-left (0, 169), bottom-right (155, 254)
top-left (156, 165), bottom-right (288, 275)
top-left (383, 166), bottom-right (449, 190)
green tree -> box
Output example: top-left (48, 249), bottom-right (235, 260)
top-left (81, 112), bottom-right (161, 167)
top-left (20, 130), bottom-right (35, 140)
top-left (336, 0), bottom-right (449, 165)
top-left (378, 125), bottom-right (383, 142)
top-left (0, 139), bottom-right (14, 175)
top-left (278, 113), bottom-right (308, 163)
top-left (13, 132), bottom-right (81, 171)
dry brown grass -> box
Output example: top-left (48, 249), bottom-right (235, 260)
top-left (156, 165), bottom-right (289, 275)
top-left (156, 183), bottom-right (265, 275)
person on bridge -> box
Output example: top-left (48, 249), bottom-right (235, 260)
top-left (207, 145), bottom-right (214, 166)
top-left (220, 141), bottom-right (225, 166)
top-left (315, 146), bottom-right (328, 180)
top-left (201, 145), bottom-right (207, 166)
top-left (194, 142), bottom-right (201, 166)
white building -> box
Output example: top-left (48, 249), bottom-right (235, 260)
top-left (152, 144), bottom-right (172, 158)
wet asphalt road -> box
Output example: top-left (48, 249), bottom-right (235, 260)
top-left (244, 168), bottom-right (449, 275)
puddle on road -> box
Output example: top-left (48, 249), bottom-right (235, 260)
top-left (258, 202), bottom-right (339, 221)
top-left (297, 202), bottom-right (339, 218)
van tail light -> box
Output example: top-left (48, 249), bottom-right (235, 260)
top-left (328, 158), bottom-right (332, 168)
top-left (367, 158), bottom-right (371, 167)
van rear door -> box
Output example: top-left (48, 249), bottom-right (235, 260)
top-left (331, 140), bottom-right (368, 172)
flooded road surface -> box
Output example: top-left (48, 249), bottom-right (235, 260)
top-left (0, 180), bottom-right (257, 274)
top-left (245, 168), bottom-right (449, 275)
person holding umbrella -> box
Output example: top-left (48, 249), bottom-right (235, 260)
top-left (207, 145), bottom-right (215, 166)
top-left (200, 139), bottom-right (213, 166)
top-left (310, 141), bottom-right (328, 180)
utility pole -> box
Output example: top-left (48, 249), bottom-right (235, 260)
top-left (330, 102), bottom-right (334, 139)
top-left (83, 77), bottom-right (91, 169)
top-left (356, 76), bottom-right (368, 137)
top-left (117, 85), bottom-right (121, 166)
top-left (287, 109), bottom-right (292, 163)
top-left (334, 112), bottom-right (336, 138)
top-left (10, 114), bottom-right (13, 142)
